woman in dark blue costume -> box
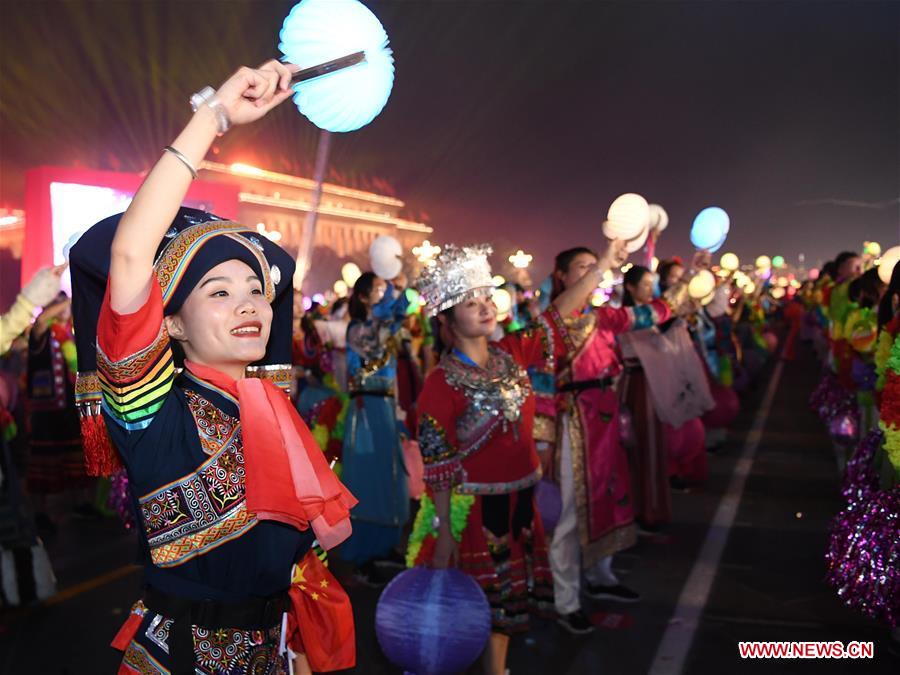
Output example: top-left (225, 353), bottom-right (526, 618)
top-left (70, 62), bottom-right (356, 675)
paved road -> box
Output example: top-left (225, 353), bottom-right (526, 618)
top-left (1, 343), bottom-right (896, 674)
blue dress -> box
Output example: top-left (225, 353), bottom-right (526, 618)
top-left (339, 285), bottom-right (410, 564)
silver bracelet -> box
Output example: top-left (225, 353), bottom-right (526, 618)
top-left (163, 145), bottom-right (198, 180)
top-left (190, 85), bottom-right (230, 135)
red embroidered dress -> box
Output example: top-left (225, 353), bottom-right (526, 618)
top-left (412, 325), bottom-right (555, 633)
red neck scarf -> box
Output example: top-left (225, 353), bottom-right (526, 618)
top-left (184, 361), bottom-right (356, 550)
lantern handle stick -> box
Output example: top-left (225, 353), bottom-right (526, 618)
top-left (283, 52), bottom-right (367, 85)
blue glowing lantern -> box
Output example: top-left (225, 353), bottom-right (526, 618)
top-left (279, 0), bottom-right (395, 132)
top-left (690, 207), bottom-right (730, 251)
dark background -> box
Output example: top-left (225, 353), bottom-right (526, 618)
top-left (2, 0), bottom-right (898, 278)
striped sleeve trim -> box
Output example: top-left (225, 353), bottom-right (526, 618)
top-left (96, 323), bottom-right (174, 429)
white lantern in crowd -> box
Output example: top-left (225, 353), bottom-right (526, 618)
top-left (370, 235), bottom-right (403, 280)
top-left (625, 222), bottom-right (650, 253)
top-left (493, 288), bottom-right (512, 319)
top-left (688, 270), bottom-right (716, 299)
top-left (877, 246), bottom-right (900, 284)
top-left (604, 193), bottom-right (650, 240)
top-left (755, 255), bottom-right (772, 270)
top-left (648, 204), bottom-right (668, 233)
top-left (771, 287), bottom-right (786, 299)
top-left (334, 280), bottom-right (349, 297)
top-left (720, 252), bottom-right (740, 271)
top-left (341, 262), bottom-right (362, 287)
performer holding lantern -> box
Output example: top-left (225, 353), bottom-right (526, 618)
top-left (339, 268), bottom-right (412, 584)
top-left (409, 241), bottom-right (630, 672)
top-left (541, 237), bottom-right (686, 634)
top-left (70, 62), bottom-right (356, 675)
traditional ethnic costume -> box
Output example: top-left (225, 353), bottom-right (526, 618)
top-left (70, 208), bottom-right (356, 675)
top-left (339, 283), bottom-right (410, 566)
top-left (25, 319), bottom-right (89, 495)
top-left (536, 297), bottom-right (672, 616)
top-left (408, 244), bottom-right (554, 633)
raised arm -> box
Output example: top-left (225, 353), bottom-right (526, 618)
top-left (552, 239), bottom-right (628, 317)
top-left (108, 61), bottom-right (295, 314)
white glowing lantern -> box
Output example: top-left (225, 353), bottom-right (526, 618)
top-left (776, 276), bottom-right (789, 288)
top-left (493, 288), bottom-right (512, 319)
top-left (334, 280), bottom-right (349, 297)
top-left (492, 274), bottom-right (506, 287)
top-left (604, 193), bottom-right (650, 240)
top-left (591, 289), bottom-right (606, 307)
top-left (648, 204), bottom-right (668, 233)
top-left (341, 262), bottom-right (362, 287)
top-left (755, 255), bottom-right (772, 270)
top-left (370, 235), bottom-right (403, 279)
top-left (771, 287), bottom-right (786, 299)
top-left (624, 221), bottom-right (650, 253)
top-left (508, 250), bottom-right (533, 269)
top-left (720, 252), bottom-right (740, 271)
top-left (877, 246), bottom-right (900, 284)
top-left (688, 270), bottom-right (716, 299)
top-left (743, 282), bottom-right (756, 294)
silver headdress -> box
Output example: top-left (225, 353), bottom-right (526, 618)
top-left (416, 244), bottom-right (494, 317)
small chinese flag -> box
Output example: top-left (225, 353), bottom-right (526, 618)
top-left (287, 549), bottom-right (356, 672)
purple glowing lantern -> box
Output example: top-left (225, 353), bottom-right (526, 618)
top-left (828, 411), bottom-right (859, 447)
top-left (376, 567), bottom-right (490, 675)
top-left (536, 479), bottom-right (561, 534)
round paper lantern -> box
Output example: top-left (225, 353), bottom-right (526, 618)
top-left (690, 207), bottom-right (730, 250)
top-left (279, 0), bottom-right (395, 133)
top-left (333, 279), bottom-right (349, 297)
top-left (492, 274), bottom-right (506, 287)
top-left (492, 288), bottom-right (512, 317)
top-left (624, 221), bottom-right (650, 253)
top-left (877, 245), bottom-right (900, 284)
top-left (743, 282), bottom-right (756, 294)
top-left (341, 262), bottom-right (362, 287)
top-left (720, 252), bottom-right (740, 271)
top-left (376, 567), bottom-right (490, 675)
top-left (863, 241), bottom-right (882, 257)
top-left (755, 255), bottom-right (772, 270)
top-left (648, 204), bottom-right (669, 233)
top-left (808, 268), bottom-right (820, 280)
top-left (370, 235), bottom-right (403, 280)
top-left (771, 287), bottom-right (786, 299)
top-left (688, 270), bottom-right (716, 299)
top-left (535, 479), bottom-right (561, 534)
top-left (605, 193), bottom-right (650, 240)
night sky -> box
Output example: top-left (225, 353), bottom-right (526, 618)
top-left (2, 0), bottom-right (898, 279)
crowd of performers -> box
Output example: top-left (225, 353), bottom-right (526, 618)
top-left (0, 61), bottom-right (855, 674)
top-left (805, 251), bottom-right (900, 654)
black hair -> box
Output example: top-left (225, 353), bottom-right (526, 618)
top-left (878, 263), bottom-right (900, 329)
top-left (657, 259), bottom-right (684, 293)
top-left (820, 260), bottom-right (838, 281)
top-left (834, 251), bottom-right (860, 275)
top-left (349, 272), bottom-right (378, 322)
top-left (330, 297), bottom-right (349, 316)
top-left (551, 246), bottom-right (599, 300)
top-left (848, 268), bottom-right (884, 310)
top-left (622, 265), bottom-right (652, 307)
